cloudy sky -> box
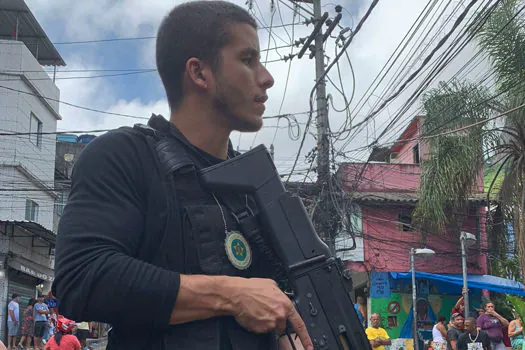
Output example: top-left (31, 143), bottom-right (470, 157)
top-left (25, 0), bottom-right (492, 178)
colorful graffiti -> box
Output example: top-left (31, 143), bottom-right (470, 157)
top-left (371, 293), bottom-right (456, 339)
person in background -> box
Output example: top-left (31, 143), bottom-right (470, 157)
top-left (477, 301), bottom-right (509, 350)
top-left (18, 297), bottom-right (35, 350)
top-left (34, 295), bottom-right (50, 350)
top-left (7, 293), bottom-right (20, 350)
top-left (75, 322), bottom-right (90, 350)
top-left (45, 317), bottom-right (81, 350)
top-left (456, 317), bottom-right (491, 350)
top-left (508, 312), bottom-right (524, 350)
top-left (354, 296), bottom-right (367, 328)
top-left (366, 313), bottom-right (391, 350)
top-left (447, 313), bottom-right (465, 350)
top-left (451, 289), bottom-right (468, 318)
top-left (432, 315), bottom-right (448, 350)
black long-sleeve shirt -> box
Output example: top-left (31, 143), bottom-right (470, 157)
top-left (52, 128), bottom-right (180, 330)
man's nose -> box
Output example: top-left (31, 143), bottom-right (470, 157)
top-left (259, 65), bottom-right (274, 90)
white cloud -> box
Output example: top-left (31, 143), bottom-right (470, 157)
top-left (24, 0), bottom-right (494, 175)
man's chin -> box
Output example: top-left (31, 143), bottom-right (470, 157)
top-left (236, 116), bottom-right (263, 133)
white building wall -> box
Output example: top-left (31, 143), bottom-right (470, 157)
top-left (0, 40), bottom-right (59, 233)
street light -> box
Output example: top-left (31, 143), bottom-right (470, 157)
top-left (410, 248), bottom-right (435, 350)
top-left (460, 231), bottom-right (477, 317)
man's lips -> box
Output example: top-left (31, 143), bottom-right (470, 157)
top-left (254, 95), bottom-right (268, 103)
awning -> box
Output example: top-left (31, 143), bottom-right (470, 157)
top-left (8, 255), bottom-right (54, 282)
top-left (0, 0), bottom-right (65, 66)
top-left (390, 271), bottom-right (525, 297)
top-left (2, 220), bottom-right (56, 245)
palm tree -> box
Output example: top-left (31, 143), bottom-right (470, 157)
top-left (413, 0), bottom-right (525, 279)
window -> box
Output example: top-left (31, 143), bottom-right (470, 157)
top-left (413, 143), bottom-right (420, 164)
top-left (29, 113), bottom-right (43, 148)
top-left (398, 210), bottom-right (413, 231)
top-left (25, 199), bottom-right (39, 221)
top-left (54, 192), bottom-right (66, 217)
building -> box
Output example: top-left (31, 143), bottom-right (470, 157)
top-left (0, 0), bottom-right (65, 341)
top-left (53, 134), bottom-right (95, 232)
top-left (336, 116), bottom-right (489, 343)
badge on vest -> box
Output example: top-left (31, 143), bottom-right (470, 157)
top-left (225, 231), bottom-right (252, 270)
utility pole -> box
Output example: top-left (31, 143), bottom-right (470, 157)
top-left (295, 0), bottom-right (341, 253)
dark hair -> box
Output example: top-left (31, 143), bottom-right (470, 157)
top-left (11, 293), bottom-right (18, 299)
top-left (55, 332), bottom-right (64, 346)
top-left (451, 312), bottom-right (463, 321)
top-left (438, 315), bottom-right (446, 323)
top-left (28, 298), bottom-right (35, 306)
top-left (156, 0), bottom-right (257, 108)
top-left (465, 316), bottom-right (477, 323)
top-left (482, 300), bottom-right (494, 310)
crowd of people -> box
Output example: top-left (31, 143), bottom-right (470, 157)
top-left (430, 299), bottom-right (517, 350)
top-left (4, 294), bottom-right (93, 350)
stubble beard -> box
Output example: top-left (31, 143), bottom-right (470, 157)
top-left (212, 75), bottom-right (263, 133)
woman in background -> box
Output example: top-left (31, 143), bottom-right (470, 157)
top-left (18, 297), bottom-right (35, 349)
top-left (45, 317), bottom-right (80, 350)
top-left (509, 313), bottom-right (525, 350)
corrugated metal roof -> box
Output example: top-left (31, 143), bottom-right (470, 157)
top-left (0, 0), bottom-right (65, 66)
top-left (1, 219), bottom-right (56, 244)
top-left (351, 192), bottom-right (488, 204)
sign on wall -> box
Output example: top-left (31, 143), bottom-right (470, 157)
top-left (370, 272), bottom-right (391, 298)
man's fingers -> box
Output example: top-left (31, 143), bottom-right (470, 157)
top-left (288, 308), bottom-right (314, 350)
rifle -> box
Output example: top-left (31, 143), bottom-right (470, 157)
top-left (200, 144), bottom-right (371, 350)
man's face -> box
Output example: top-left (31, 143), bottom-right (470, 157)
top-left (453, 316), bottom-right (464, 329)
top-left (370, 315), bottom-right (381, 328)
top-left (464, 319), bottom-right (476, 333)
top-left (210, 23), bottom-right (274, 132)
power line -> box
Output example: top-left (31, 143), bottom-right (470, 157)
top-left (51, 23), bottom-right (302, 45)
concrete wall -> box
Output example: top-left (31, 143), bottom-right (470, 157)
top-left (0, 40), bottom-right (60, 232)
top-left (347, 205), bottom-right (488, 275)
top-left (341, 163), bottom-right (421, 192)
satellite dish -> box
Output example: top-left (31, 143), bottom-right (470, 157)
top-left (64, 154), bottom-right (74, 162)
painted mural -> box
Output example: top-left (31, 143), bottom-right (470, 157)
top-left (370, 276), bottom-right (481, 339)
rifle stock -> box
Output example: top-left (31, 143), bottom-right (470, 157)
top-left (200, 145), bottom-right (371, 350)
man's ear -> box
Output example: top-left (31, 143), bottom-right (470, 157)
top-left (186, 57), bottom-right (212, 90)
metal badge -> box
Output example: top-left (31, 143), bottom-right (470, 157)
top-left (225, 231), bottom-right (252, 270)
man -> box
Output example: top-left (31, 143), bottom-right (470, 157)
top-left (451, 289), bottom-right (468, 318)
top-left (33, 294), bottom-right (49, 350)
top-left (355, 296), bottom-right (368, 328)
top-left (7, 294), bottom-right (19, 349)
top-left (456, 317), bottom-right (491, 350)
top-left (447, 313), bottom-right (465, 350)
top-left (51, 1), bottom-right (313, 350)
top-left (365, 313), bottom-right (391, 350)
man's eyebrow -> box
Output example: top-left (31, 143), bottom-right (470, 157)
top-left (239, 47), bottom-right (260, 57)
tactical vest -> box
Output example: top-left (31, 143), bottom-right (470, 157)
top-left (106, 115), bottom-right (281, 350)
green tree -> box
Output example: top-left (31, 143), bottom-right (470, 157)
top-left (413, 0), bottom-right (525, 278)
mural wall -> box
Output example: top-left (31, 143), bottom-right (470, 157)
top-left (369, 273), bottom-right (482, 339)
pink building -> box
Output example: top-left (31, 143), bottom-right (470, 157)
top-left (335, 117), bottom-right (489, 339)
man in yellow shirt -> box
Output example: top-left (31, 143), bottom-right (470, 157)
top-left (366, 313), bottom-right (392, 350)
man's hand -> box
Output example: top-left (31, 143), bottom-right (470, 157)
top-left (171, 275), bottom-right (313, 350)
top-left (228, 277), bottom-right (313, 350)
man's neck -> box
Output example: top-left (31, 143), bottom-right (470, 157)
top-left (170, 99), bottom-right (231, 160)
top-left (469, 329), bottom-right (478, 337)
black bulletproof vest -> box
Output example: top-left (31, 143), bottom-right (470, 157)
top-left (106, 116), bottom-right (279, 350)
